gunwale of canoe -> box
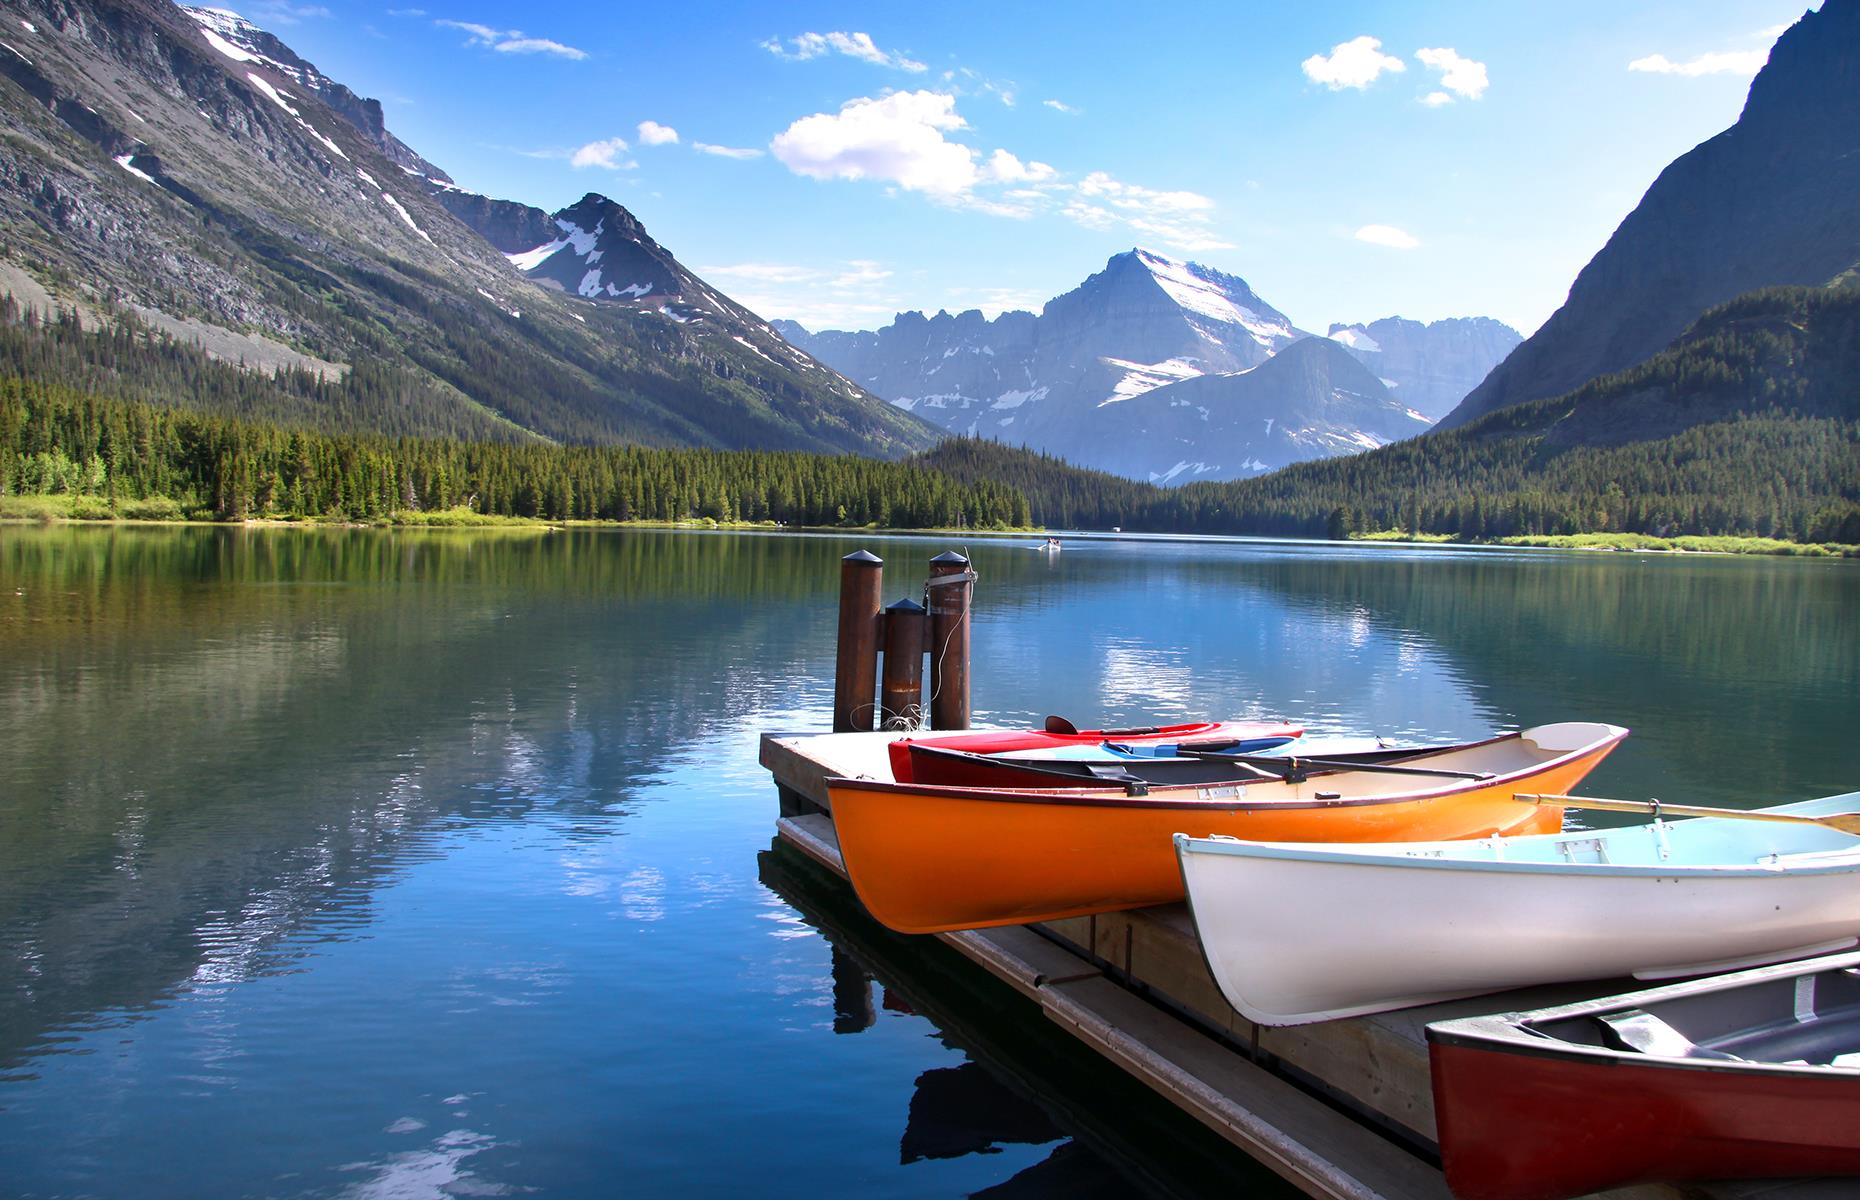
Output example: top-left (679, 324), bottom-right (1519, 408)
top-left (827, 722), bottom-right (1626, 935)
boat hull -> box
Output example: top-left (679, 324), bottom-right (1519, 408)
top-left (1430, 1038), bottom-right (1860, 1200)
top-left (1429, 952), bottom-right (1860, 1200)
top-left (1176, 791), bottom-right (1860, 1026)
top-left (830, 723), bottom-right (1623, 934)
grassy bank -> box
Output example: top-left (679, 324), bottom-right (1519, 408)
top-left (1344, 525), bottom-right (1860, 557)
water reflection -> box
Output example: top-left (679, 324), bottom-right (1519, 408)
top-left (0, 524), bottom-right (1854, 1196)
top-left (756, 841), bottom-right (1288, 1199)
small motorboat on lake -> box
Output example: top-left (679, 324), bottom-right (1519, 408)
top-left (829, 722), bottom-right (1625, 934)
top-left (1428, 950), bottom-right (1860, 1200)
top-left (885, 717), bottom-right (1304, 783)
top-left (1174, 790), bottom-right (1860, 1027)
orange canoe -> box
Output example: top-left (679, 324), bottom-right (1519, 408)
top-left (827, 722), bottom-right (1627, 934)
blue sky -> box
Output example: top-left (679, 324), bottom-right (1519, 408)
top-left (236, 0), bottom-right (1813, 335)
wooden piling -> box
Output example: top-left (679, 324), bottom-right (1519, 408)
top-left (927, 551), bottom-right (973, 731)
top-left (833, 550), bottom-right (883, 732)
top-left (880, 597), bottom-right (926, 729)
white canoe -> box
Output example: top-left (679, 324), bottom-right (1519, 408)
top-left (1174, 792), bottom-right (1860, 1026)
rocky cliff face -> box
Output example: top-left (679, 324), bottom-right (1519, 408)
top-left (0, 0), bottom-right (934, 454)
top-left (1326, 316), bottom-right (1521, 422)
top-left (1440, 0), bottom-right (1860, 429)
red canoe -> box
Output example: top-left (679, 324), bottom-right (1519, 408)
top-left (1428, 951), bottom-right (1860, 1200)
top-left (886, 718), bottom-right (1303, 783)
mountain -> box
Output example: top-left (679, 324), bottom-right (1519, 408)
top-left (919, 284), bottom-right (1860, 545)
top-left (780, 249), bottom-right (1511, 483)
top-left (1325, 317), bottom-right (1521, 421)
top-left (1439, 1), bottom-right (1860, 430)
top-left (1062, 336), bottom-right (1431, 482)
top-left (0, 0), bottom-right (934, 455)
top-left (778, 248), bottom-right (1311, 476)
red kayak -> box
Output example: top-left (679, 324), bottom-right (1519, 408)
top-left (886, 717), bottom-right (1302, 783)
top-left (1428, 951), bottom-right (1860, 1200)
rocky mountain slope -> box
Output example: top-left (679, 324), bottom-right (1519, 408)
top-left (1066, 336), bottom-right (1431, 482)
top-left (780, 249), bottom-right (1506, 482)
top-left (1326, 317), bottom-right (1520, 421)
top-left (0, 0), bottom-right (933, 454)
top-left (1440, 0), bottom-right (1860, 429)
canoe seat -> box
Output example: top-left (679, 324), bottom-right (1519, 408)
top-left (1596, 1009), bottom-right (1743, 1061)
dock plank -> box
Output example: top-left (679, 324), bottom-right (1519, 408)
top-left (1042, 975), bottom-right (1449, 1200)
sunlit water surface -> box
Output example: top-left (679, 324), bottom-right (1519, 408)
top-left (1, 526), bottom-right (1855, 1198)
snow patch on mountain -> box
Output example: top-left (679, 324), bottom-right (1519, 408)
top-left (1100, 355), bottom-right (1205, 405)
top-left (508, 239), bottom-right (567, 271)
top-left (1329, 327), bottom-right (1381, 353)
top-left (380, 193), bottom-right (430, 242)
top-left (1152, 460), bottom-right (1223, 483)
top-left (244, 71), bottom-right (298, 116)
top-left (114, 154), bottom-right (156, 184)
top-left (557, 219), bottom-right (601, 258)
top-left (1135, 249), bottom-right (1296, 346)
top-left (991, 386), bottom-right (1048, 409)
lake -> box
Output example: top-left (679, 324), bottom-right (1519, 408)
top-left (2, 525), bottom-right (1856, 1198)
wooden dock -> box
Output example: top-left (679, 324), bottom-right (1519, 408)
top-left (763, 728), bottom-right (1834, 1200)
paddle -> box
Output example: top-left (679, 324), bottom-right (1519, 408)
top-left (1179, 750), bottom-right (1495, 782)
top-left (1519, 794), bottom-right (1860, 837)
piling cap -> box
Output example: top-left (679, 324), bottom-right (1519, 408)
top-left (885, 597), bottom-right (926, 613)
top-left (929, 550), bottom-right (969, 566)
top-left (843, 550), bottom-right (883, 565)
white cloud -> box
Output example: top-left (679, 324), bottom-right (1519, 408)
top-left (1042, 99), bottom-right (1080, 115)
top-left (835, 260), bottom-right (892, 287)
top-left (1355, 224), bottom-right (1420, 249)
top-left (983, 149), bottom-right (1056, 184)
top-left (1420, 91), bottom-right (1453, 107)
top-left (771, 90), bottom-right (978, 196)
top-left (770, 92), bottom-right (1227, 252)
top-left (1067, 172), bottom-right (1231, 251)
top-left (436, 19), bottom-right (586, 59)
top-left (1415, 47), bottom-right (1487, 100)
top-left (703, 258), bottom-right (905, 332)
top-left (942, 67), bottom-right (1017, 107)
top-left (571, 137), bottom-right (631, 169)
top-left (497, 38), bottom-right (582, 57)
top-left (637, 121), bottom-right (679, 146)
top-left (698, 263), bottom-right (824, 285)
top-left (248, 2), bottom-right (330, 24)
top-left (1628, 49), bottom-right (1767, 76)
top-left (762, 31), bottom-right (926, 72)
top-left (693, 142), bottom-right (764, 159)
top-left (1302, 36), bottom-right (1405, 90)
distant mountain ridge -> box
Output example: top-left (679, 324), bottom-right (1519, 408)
top-left (1326, 317), bottom-right (1521, 422)
top-left (1441, 0), bottom-right (1860, 428)
top-left (0, 0), bottom-right (934, 455)
top-left (780, 249), bottom-right (1514, 482)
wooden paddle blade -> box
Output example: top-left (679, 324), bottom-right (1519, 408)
top-left (1043, 715), bottom-right (1080, 736)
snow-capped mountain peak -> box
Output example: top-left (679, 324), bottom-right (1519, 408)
top-left (1126, 247), bottom-right (1301, 350)
top-left (181, 6), bottom-right (328, 93)
top-left (504, 193), bottom-right (684, 303)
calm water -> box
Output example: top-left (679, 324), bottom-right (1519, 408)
top-left (1, 525), bottom-right (1856, 1198)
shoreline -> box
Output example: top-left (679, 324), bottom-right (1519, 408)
top-left (2, 502), bottom-right (1854, 559)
